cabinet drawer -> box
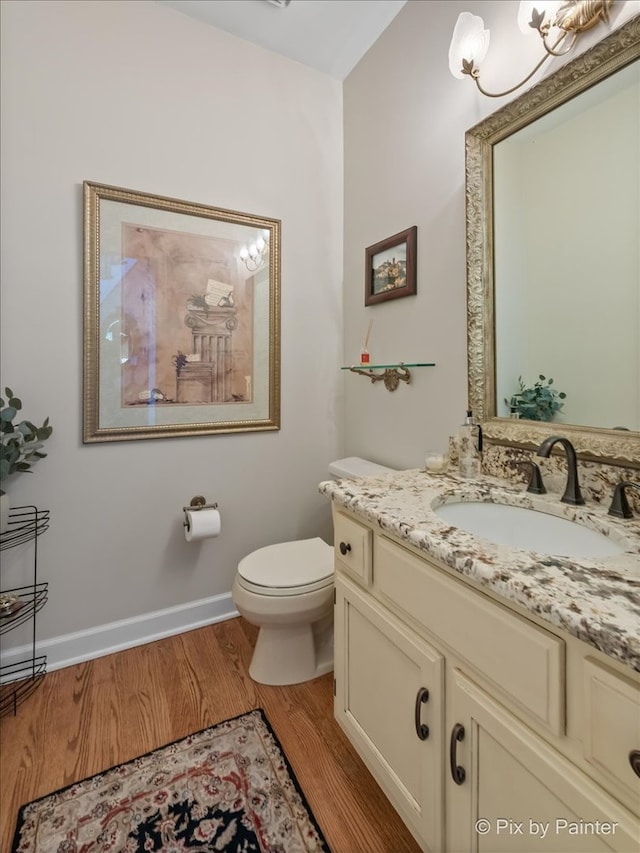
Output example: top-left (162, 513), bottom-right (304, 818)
top-left (583, 658), bottom-right (640, 806)
top-left (375, 535), bottom-right (565, 735)
top-left (333, 511), bottom-right (372, 587)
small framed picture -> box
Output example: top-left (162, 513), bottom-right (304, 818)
top-left (365, 226), bottom-right (417, 306)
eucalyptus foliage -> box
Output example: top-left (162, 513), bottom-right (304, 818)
top-left (0, 387), bottom-right (53, 488)
top-left (505, 375), bottom-right (567, 422)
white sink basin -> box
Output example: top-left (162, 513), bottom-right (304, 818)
top-left (434, 501), bottom-right (624, 558)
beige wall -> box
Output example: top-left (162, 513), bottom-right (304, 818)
top-left (342, 0), bottom-right (638, 470)
top-left (0, 0), bottom-right (343, 661)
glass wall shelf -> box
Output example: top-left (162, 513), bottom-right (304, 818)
top-left (341, 362), bottom-right (435, 391)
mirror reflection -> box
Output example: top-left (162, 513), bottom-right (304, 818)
top-left (493, 59), bottom-right (639, 431)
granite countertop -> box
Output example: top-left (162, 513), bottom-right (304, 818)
top-left (319, 469), bottom-right (640, 673)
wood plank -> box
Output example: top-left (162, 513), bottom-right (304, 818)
top-left (0, 617), bottom-right (421, 852)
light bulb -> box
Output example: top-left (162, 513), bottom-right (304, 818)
top-left (448, 12), bottom-right (490, 79)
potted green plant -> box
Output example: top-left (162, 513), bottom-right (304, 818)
top-left (505, 375), bottom-right (567, 422)
top-left (0, 387), bottom-right (53, 534)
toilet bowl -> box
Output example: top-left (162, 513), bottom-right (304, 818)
top-left (232, 457), bottom-right (395, 685)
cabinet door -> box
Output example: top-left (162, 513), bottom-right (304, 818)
top-left (334, 575), bottom-right (444, 852)
top-left (446, 669), bottom-right (640, 853)
top-left (583, 658), bottom-right (640, 814)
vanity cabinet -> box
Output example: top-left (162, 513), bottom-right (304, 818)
top-left (332, 506), bottom-right (640, 853)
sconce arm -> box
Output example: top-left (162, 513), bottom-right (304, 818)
top-left (541, 30), bottom-right (578, 57)
top-left (461, 17), bottom-right (585, 98)
top-left (471, 46), bottom-right (556, 99)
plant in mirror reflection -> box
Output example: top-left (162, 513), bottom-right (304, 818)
top-left (506, 375), bottom-right (566, 422)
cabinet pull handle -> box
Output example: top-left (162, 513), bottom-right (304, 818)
top-left (414, 688), bottom-right (429, 740)
top-left (339, 541), bottom-right (351, 556)
top-left (629, 750), bottom-right (640, 779)
top-left (450, 723), bottom-right (466, 785)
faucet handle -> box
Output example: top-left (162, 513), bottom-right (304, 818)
top-left (520, 460), bottom-right (546, 495)
top-left (608, 482), bottom-right (640, 519)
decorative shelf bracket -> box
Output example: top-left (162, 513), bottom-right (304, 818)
top-left (348, 364), bottom-right (411, 391)
top-left (342, 362), bottom-right (435, 392)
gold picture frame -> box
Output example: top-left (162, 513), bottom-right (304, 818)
top-left (83, 181), bottom-right (280, 442)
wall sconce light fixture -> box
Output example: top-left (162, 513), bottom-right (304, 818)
top-left (239, 231), bottom-right (270, 272)
top-left (448, 0), bottom-right (614, 98)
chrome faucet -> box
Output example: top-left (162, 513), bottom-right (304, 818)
top-left (608, 482), bottom-right (640, 519)
top-left (536, 436), bottom-right (585, 506)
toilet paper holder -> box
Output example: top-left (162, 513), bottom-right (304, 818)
top-left (182, 495), bottom-right (218, 527)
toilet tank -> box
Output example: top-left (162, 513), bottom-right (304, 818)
top-left (328, 457), bottom-right (396, 479)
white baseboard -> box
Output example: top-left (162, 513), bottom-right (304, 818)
top-left (0, 593), bottom-right (239, 676)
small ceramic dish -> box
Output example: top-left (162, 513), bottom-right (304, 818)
top-left (425, 450), bottom-right (450, 475)
top-left (0, 593), bottom-right (20, 615)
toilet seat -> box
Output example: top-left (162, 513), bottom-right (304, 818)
top-left (237, 537), bottom-right (333, 597)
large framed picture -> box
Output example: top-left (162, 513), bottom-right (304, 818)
top-left (83, 181), bottom-right (280, 442)
top-left (364, 226), bottom-right (417, 306)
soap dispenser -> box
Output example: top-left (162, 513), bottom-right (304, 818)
top-left (458, 409), bottom-right (483, 478)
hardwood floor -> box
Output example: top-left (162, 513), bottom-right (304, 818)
top-left (0, 617), bottom-right (421, 852)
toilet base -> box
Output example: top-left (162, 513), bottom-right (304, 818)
top-left (249, 617), bottom-right (333, 686)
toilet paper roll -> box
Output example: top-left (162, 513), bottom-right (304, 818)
top-left (184, 508), bottom-right (221, 542)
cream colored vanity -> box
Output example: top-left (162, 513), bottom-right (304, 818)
top-left (327, 20), bottom-right (640, 851)
top-left (324, 473), bottom-right (640, 853)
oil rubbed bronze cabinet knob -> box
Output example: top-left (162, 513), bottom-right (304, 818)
top-left (629, 750), bottom-right (640, 779)
top-left (339, 541), bottom-right (351, 556)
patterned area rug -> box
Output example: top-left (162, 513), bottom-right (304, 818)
top-left (12, 708), bottom-right (331, 852)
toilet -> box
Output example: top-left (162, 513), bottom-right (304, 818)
top-left (232, 457), bottom-right (395, 685)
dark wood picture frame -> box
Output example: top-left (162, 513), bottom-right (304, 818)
top-left (365, 226), bottom-right (417, 306)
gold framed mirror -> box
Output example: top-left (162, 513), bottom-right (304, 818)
top-left (466, 16), bottom-right (640, 468)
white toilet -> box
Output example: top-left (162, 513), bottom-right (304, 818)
top-left (232, 457), bottom-right (395, 685)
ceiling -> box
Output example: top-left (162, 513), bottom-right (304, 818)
top-left (155, 0), bottom-right (408, 79)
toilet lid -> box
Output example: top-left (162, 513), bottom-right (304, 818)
top-left (238, 537), bottom-right (333, 594)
